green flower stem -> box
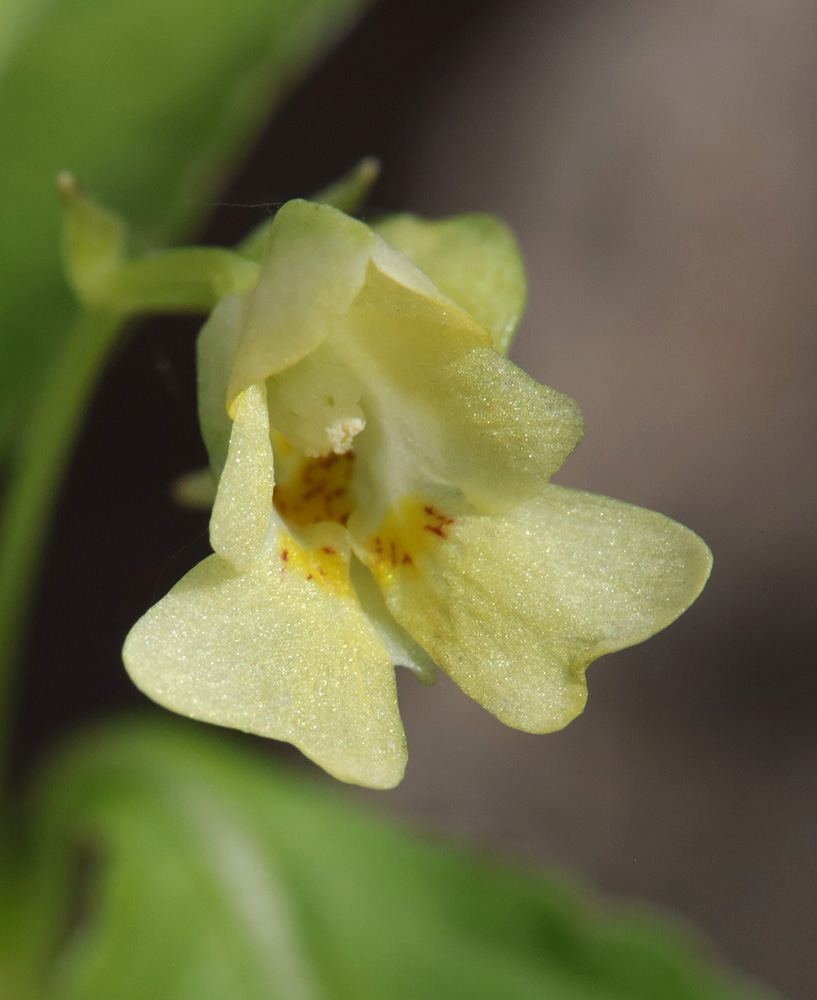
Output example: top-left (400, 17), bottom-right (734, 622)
top-left (0, 309), bottom-right (124, 791)
top-left (99, 248), bottom-right (258, 315)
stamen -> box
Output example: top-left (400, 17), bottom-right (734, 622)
top-left (325, 416), bottom-right (365, 454)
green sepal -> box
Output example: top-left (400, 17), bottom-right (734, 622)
top-left (58, 173), bottom-right (127, 309)
top-left (171, 467), bottom-right (218, 509)
top-left (238, 157), bottom-right (381, 262)
top-left (372, 213), bottom-right (527, 354)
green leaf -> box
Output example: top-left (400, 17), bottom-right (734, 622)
top-left (0, 0), bottom-right (373, 455)
top-left (372, 213), bottom-right (527, 354)
top-left (12, 718), bottom-right (775, 1000)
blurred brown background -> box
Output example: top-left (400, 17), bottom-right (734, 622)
top-left (17, 1), bottom-right (817, 997)
top-left (363, 2), bottom-right (817, 995)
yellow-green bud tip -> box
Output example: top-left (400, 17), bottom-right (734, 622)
top-left (56, 171), bottom-right (81, 204)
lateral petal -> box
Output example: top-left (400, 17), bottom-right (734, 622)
top-left (377, 485), bottom-right (712, 732)
top-left (123, 530), bottom-right (406, 789)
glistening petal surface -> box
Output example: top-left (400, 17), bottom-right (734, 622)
top-left (378, 485), bottom-right (712, 732)
top-left (341, 264), bottom-right (584, 526)
top-left (122, 195), bottom-right (712, 789)
top-left (209, 382), bottom-right (274, 571)
top-left (122, 533), bottom-right (406, 790)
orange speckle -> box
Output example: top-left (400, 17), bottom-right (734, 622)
top-left (366, 496), bottom-right (458, 584)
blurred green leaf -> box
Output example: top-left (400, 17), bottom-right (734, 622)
top-left (10, 719), bottom-right (775, 1000)
top-left (0, 0), bottom-right (372, 455)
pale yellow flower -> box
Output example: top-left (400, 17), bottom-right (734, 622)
top-left (123, 200), bottom-right (711, 789)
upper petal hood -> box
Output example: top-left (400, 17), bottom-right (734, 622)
top-left (227, 200), bottom-right (472, 411)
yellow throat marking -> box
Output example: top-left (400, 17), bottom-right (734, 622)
top-left (278, 532), bottom-right (351, 598)
top-left (366, 497), bottom-right (455, 586)
top-left (273, 452), bottom-right (355, 528)
top-left (273, 452), bottom-right (455, 595)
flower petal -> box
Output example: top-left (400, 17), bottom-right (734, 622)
top-left (376, 485), bottom-right (712, 732)
top-left (228, 200), bottom-right (378, 407)
top-left (265, 339), bottom-right (367, 458)
top-left (196, 293), bottom-right (239, 479)
top-left (341, 264), bottom-right (584, 527)
top-left (123, 530), bottom-right (406, 789)
top-left (227, 200), bottom-right (484, 409)
top-left (350, 557), bottom-right (436, 686)
top-left (372, 213), bottom-right (527, 354)
top-left (209, 381), bottom-right (274, 572)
